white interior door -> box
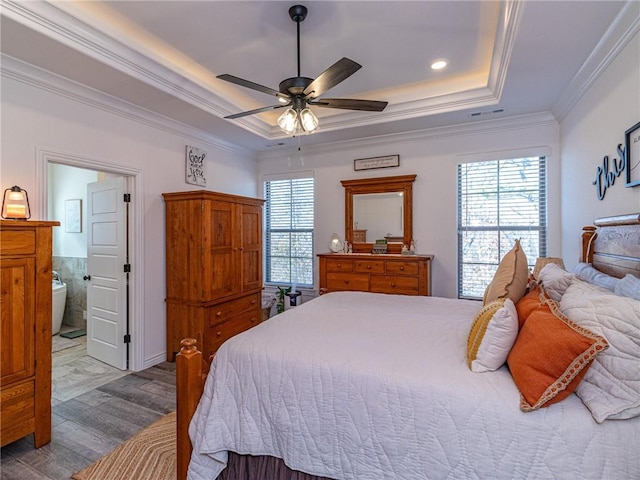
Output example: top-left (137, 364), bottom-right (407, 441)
top-left (86, 177), bottom-right (128, 370)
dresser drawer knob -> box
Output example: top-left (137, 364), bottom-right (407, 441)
top-left (367, 265), bottom-right (371, 269)
top-left (251, 317), bottom-right (257, 323)
top-left (391, 283), bottom-right (396, 287)
top-left (337, 263), bottom-right (342, 267)
top-left (344, 280), bottom-right (350, 284)
top-left (400, 266), bottom-right (405, 271)
top-left (216, 311), bottom-right (222, 317)
top-left (250, 299), bottom-right (257, 305)
top-left (216, 331), bottom-right (222, 337)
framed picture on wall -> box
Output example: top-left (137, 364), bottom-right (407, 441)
top-left (186, 145), bottom-right (207, 187)
top-left (65, 199), bottom-right (82, 233)
top-left (626, 121), bottom-right (640, 187)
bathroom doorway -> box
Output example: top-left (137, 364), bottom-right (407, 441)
top-left (38, 147), bottom-right (144, 374)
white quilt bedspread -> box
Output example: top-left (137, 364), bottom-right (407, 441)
top-left (188, 292), bottom-right (640, 480)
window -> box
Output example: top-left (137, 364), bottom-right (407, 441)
top-left (264, 175), bottom-right (314, 286)
top-left (457, 156), bottom-right (546, 299)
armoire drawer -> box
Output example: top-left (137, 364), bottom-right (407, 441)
top-left (326, 272), bottom-right (369, 291)
top-left (208, 310), bottom-right (260, 355)
top-left (370, 275), bottom-right (419, 295)
top-left (207, 293), bottom-right (260, 327)
top-left (0, 230), bottom-right (35, 255)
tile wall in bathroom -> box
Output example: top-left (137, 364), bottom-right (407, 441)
top-left (52, 256), bottom-right (87, 330)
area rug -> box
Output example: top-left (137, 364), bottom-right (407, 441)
top-left (52, 335), bottom-right (79, 353)
top-left (72, 411), bottom-right (176, 480)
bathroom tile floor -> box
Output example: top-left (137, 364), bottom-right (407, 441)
top-left (0, 328), bottom-right (176, 480)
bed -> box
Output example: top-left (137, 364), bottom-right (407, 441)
top-left (176, 214), bottom-right (640, 480)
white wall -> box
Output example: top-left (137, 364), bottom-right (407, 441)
top-left (560, 30), bottom-right (640, 269)
top-left (258, 116), bottom-right (561, 298)
top-left (1, 72), bottom-right (258, 369)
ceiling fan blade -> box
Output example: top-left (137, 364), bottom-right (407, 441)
top-left (310, 98), bottom-right (388, 112)
top-left (224, 104), bottom-right (289, 120)
top-left (302, 57), bottom-right (362, 98)
top-left (217, 74), bottom-right (289, 101)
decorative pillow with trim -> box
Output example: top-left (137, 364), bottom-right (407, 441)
top-left (514, 285), bottom-right (548, 329)
top-left (467, 298), bottom-right (518, 372)
top-left (507, 295), bottom-right (608, 411)
top-left (484, 239), bottom-right (529, 306)
top-left (560, 278), bottom-right (640, 423)
top-left (537, 263), bottom-right (575, 302)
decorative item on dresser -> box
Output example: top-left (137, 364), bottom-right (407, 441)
top-left (162, 190), bottom-right (264, 361)
top-left (318, 252), bottom-right (433, 296)
top-left (1, 219), bottom-right (59, 448)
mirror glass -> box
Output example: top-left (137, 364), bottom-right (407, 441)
top-left (352, 192), bottom-right (404, 243)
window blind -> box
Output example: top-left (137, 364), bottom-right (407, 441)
top-left (264, 177), bottom-right (314, 286)
top-left (457, 156), bottom-right (547, 299)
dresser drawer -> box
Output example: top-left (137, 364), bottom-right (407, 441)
top-left (370, 275), bottom-right (420, 295)
top-left (207, 310), bottom-right (260, 356)
top-left (207, 293), bottom-right (259, 327)
top-left (0, 230), bottom-right (35, 255)
top-left (354, 259), bottom-right (385, 274)
top-left (1, 380), bottom-right (35, 441)
top-left (385, 260), bottom-right (419, 276)
top-left (326, 272), bottom-right (369, 291)
top-left (325, 258), bottom-right (354, 273)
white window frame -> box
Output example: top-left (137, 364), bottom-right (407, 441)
top-left (457, 155), bottom-right (547, 299)
top-left (263, 171), bottom-right (315, 288)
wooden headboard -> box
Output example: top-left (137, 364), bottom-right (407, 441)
top-left (581, 213), bottom-right (640, 279)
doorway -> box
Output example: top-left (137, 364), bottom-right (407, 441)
top-left (37, 147), bottom-right (144, 373)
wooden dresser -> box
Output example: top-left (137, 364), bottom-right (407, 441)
top-left (1, 220), bottom-right (59, 448)
top-left (318, 253), bottom-right (433, 296)
top-left (163, 190), bottom-right (264, 361)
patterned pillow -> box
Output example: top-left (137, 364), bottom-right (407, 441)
top-left (467, 299), bottom-right (518, 372)
top-left (507, 295), bottom-right (608, 411)
top-left (484, 239), bottom-right (529, 306)
top-left (560, 279), bottom-right (640, 422)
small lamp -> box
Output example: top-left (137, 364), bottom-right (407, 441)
top-left (1, 185), bottom-right (31, 220)
top-left (532, 257), bottom-right (565, 279)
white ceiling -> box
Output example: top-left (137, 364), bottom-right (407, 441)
top-left (0, 1), bottom-right (634, 154)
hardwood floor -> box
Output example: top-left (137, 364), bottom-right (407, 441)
top-left (1, 337), bottom-right (176, 480)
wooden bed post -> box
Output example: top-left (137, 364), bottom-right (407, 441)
top-left (176, 338), bottom-right (204, 480)
top-left (581, 226), bottom-right (597, 263)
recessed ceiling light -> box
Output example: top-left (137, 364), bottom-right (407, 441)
top-left (431, 59), bottom-right (448, 70)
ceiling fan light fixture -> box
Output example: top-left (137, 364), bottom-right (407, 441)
top-left (278, 108), bottom-right (299, 134)
top-left (299, 107), bottom-right (318, 132)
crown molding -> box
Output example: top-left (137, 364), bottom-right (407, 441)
top-left (552, 1), bottom-right (640, 121)
top-left (258, 112), bottom-right (558, 160)
top-left (1, 54), bottom-right (256, 159)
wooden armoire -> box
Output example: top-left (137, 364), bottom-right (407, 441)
top-left (163, 190), bottom-right (265, 361)
top-left (1, 220), bottom-right (59, 448)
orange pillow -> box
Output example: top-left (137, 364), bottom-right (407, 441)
top-left (507, 296), bottom-right (608, 411)
top-left (515, 285), bottom-right (548, 329)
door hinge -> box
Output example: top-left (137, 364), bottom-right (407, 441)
top-left (124, 334), bottom-right (131, 344)
top-left (124, 264), bottom-right (131, 273)
top-left (123, 193), bottom-right (131, 203)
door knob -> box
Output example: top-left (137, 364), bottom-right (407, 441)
top-left (83, 275), bottom-right (91, 281)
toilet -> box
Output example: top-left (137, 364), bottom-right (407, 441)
top-left (52, 277), bottom-right (67, 336)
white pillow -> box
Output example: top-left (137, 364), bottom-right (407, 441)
top-left (614, 274), bottom-right (640, 301)
top-left (537, 263), bottom-right (574, 302)
top-left (560, 278), bottom-right (640, 423)
top-left (467, 298), bottom-right (518, 373)
top-left (573, 262), bottom-right (619, 291)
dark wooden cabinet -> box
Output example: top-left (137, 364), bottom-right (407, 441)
top-left (1, 220), bottom-right (59, 448)
top-left (163, 191), bottom-right (264, 361)
top-left (318, 253), bottom-right (433, 296)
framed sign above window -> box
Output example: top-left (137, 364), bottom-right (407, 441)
top-left (354, 155), bottom-right (400, 171)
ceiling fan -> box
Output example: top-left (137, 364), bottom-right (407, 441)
top-left (217, 4), bottom-right (388, 134)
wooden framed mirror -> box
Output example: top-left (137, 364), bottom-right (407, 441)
top-left (342, 174), bottom-right (416, 254)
